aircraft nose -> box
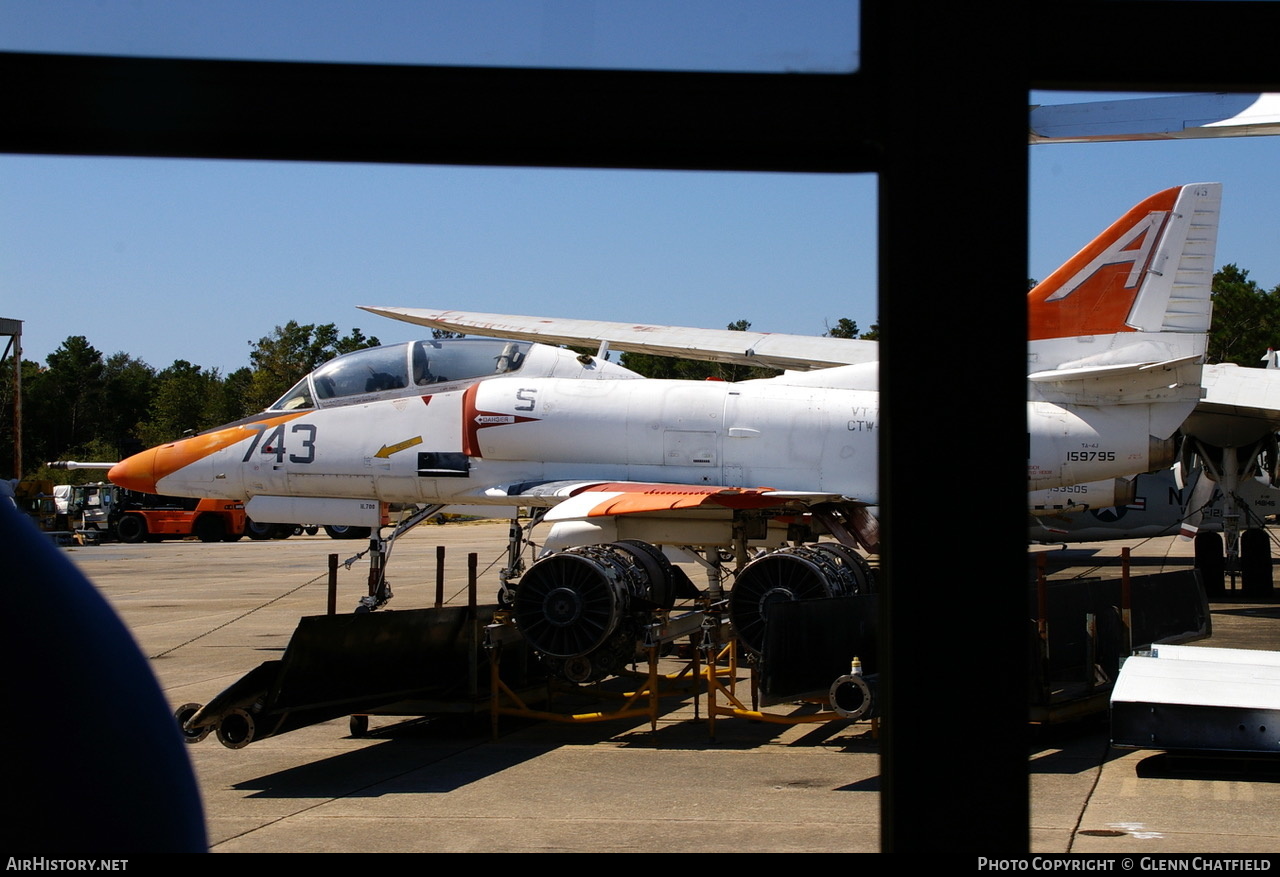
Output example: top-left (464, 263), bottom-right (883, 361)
top-left (109, 448), bottom-right (160, 494)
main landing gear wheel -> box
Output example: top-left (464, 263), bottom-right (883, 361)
top-left (1193, 531), bottom-right (1225, 598)
top-left (349, 715), bottom-right (370, 737)
top-left (324, 525), bottom-right (372, 540)
top-left (1241, 528), bottom-right (1274, 598)
top-left (244, 519), bottom-right (275, 541)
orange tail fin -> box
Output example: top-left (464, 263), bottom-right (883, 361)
top-left (1029, 184), bottom-right (1220, 342)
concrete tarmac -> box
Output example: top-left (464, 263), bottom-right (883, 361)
top-left (62, 522), bottom-right (1279, 855)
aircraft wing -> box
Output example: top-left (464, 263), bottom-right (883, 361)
top-left (1182, 363), bottom-right (1280, 446)
top-left (1030, 93), bottom-right (1280, 144)
top-left (360, 306), bottom-right (876, 372)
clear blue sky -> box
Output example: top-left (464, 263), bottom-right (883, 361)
top-left (3, 1), bottom-right (1277, 376)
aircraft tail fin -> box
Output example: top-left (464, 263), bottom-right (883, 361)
top-left (1028, 183), bottom-right (1220, 371)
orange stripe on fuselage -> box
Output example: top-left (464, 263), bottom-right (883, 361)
top-left (109, 412), bottom-right (308, 494)
top-left (1028, 186), bottom-right (1179, 342)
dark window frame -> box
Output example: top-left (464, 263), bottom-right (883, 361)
top-left (4, 1), bottom-right (1275, 853)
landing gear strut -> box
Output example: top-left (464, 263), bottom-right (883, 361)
top-left (353, 504), bottom-right (447, 612)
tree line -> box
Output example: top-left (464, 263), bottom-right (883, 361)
top-left (3, 264), bottom-right (1275, 482)
top-left (1, 321), bottom-right (380, 482)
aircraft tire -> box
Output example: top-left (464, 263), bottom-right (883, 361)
top-left (324, 525), bottom-right (372, 540)
top-left (1193, 531), bottom-right (1225, 598)
top-left (244, 519), bottom-right (274, 541)
top-left (116, 514), bottom-right (147, 544)
top-left (1240, 528), bottom-right (1273, 598)
top-left (194, 514), bottom-right (225, 543)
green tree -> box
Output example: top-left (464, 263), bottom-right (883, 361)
top-left (620, 319), bottom-right (780, 381)
top-left (243, 321), bottom-right (381, 411)
top-left (825, 316), bottom-right (880, 341)
top-left (220, 367), bottom-right (256, 422)
top-left (24, 336), bottom-right (107, 468)
top-left (28, 436), bottom-right (123, 485)
top-left (0, 356), bottom-right (43, 478)
top-left (100, 352), bottom-right (157, 459)
top-left (137, 360), bottom-right (226, 446)
top-left (825, 317), bottom-right (859, 338)
top-left (1208, 264), bottom-right (1280, 366)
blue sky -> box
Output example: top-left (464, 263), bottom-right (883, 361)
top-left (2, 2), bottom-right (1277, 376)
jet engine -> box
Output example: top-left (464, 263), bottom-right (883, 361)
top-left (512, 540), bottom-right (679, 683)
top-left (728, 543), bottom-right (875, 655)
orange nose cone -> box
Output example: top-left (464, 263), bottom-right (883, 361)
top-left (108, 448), bottom-right (160, 494)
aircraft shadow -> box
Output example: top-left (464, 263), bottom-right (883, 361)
top-left (231, 715), bottom-right (558, 799)
top-left (228, 698), bottom-right (881, 799)
top-left (1134, 752), bottom-right (1280, 783)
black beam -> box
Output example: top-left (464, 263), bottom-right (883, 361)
top-left (1027, 2), bottom-right (1280, 93)
top-left (864, 0), bottom-right (1030, 852)
top-left (1, 51), bottom-right (879, 173)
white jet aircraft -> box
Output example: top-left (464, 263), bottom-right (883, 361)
top-left (110, 182), bottom-right (1220, 678)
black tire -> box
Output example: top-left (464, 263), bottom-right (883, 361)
top-left (244, 519), bottom-right (274, 541)
top-left (304, 526), bottom-right (320, 536)
top-left (1241, 528), bottom-right (1273, 598)
top-left (193, 514), bottom-right (225, 543)
top-left (270, 525), bottom-right (292, 540)
top-left (116, 514), bottom-right (147, 544)
top-left (324, 525), bottom-right (372, 540)
top-left (1194, 531), bottom-right (1225, 598)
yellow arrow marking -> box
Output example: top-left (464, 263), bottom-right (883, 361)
top-left (374, 436), bottom-right (424, 458)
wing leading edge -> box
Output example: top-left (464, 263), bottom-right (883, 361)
top-left (1030, 93), bottom-right (1280, 144)
top-left (360, 306), bottom-right (874, 372)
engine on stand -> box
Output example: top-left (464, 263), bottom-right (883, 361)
top-left (506, 520), bottom-right (879, 707)
top-left (172, 506), bottom-right (886, 751)
top-left (510, 539), bottom-right (681, 683)
top-left (727, 542), bottom-right (876, 655)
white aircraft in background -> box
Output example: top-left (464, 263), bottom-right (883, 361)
top-left (1028, 353), bottom-right (1280, 596)
top-left (1029, 92), bottom-right (1280, 144)
top-left (109, 183), bottom-right (1223, 679)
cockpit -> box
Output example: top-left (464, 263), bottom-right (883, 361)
top-left (270, 338), bottom-right (531, 411)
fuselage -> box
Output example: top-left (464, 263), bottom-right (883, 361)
top-left (108, 338), bottom-right (1196, 514)
top-left (121, 370), bottom-right (882, 506)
